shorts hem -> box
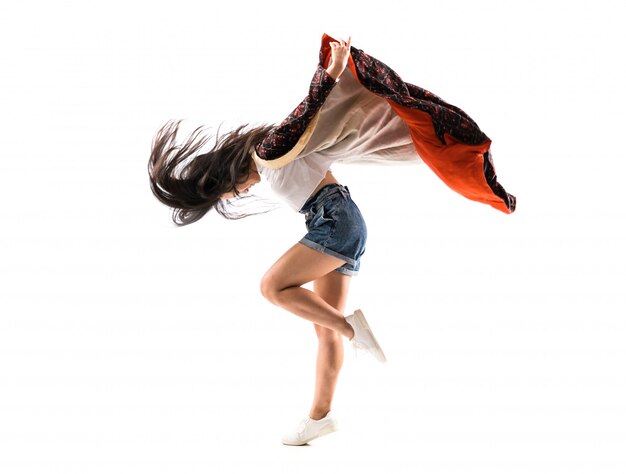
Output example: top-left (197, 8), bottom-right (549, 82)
top-left (334, 266), bottom-right (359, 277)
top-left (298, 238), bottom-right (359, 275)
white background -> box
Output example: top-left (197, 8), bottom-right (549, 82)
top-left (1, 0), bottom-right (624, 473)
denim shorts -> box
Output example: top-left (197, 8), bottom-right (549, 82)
top-left (298, 183), bottom-right (367, 276)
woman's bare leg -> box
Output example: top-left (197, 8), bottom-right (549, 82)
top-left (309, 271), bottom-right (351, 420)
top-left (260, 242), bottom-right (355, 339)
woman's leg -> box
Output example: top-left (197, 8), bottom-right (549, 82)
top-left (309, 270), bottom-right (351, 420)
top-left (260, 242), bottom-right (355, 339)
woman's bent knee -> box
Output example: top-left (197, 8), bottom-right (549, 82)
top-left (260, 272), bottom-right (283, 303)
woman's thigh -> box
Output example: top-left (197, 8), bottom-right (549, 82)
top-left (313, 271), bottom-right (352, 338)
top-left (314, 270), bottom-right (351, 312)
top-left (260, 242), bottom-right (347, 298)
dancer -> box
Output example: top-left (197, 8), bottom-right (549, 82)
top-left (148, 34), bottom-right (515, 446)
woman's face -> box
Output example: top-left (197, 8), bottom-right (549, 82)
top-left (220, 161), bottom-right (261, 200)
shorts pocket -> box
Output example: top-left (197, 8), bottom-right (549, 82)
top-left (306, 203), bottom-right (336, 237)
top-left (311, 204), bottom-right (333, 226)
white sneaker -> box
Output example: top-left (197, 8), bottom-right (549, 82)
top-left (281, 411), bottom-right (339, 446)
top-left (346, 309), bottom-right (387, 363)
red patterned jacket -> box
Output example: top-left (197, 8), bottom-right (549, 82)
top-left (252, 33), bottom-right (515, 214)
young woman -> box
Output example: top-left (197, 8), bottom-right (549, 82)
top-left (148, 34), bottom-right (515, 446)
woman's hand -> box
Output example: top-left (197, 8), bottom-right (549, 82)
top-left (326, 36), bottom-right (351, 80)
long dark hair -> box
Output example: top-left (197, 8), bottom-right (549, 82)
top-left (148, 120), bottom-right (277, 226)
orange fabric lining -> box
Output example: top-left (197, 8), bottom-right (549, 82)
top-left (320, 33), bottom-right (513, 214)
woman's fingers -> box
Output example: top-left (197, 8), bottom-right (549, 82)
top-left (330, 36), bottom-right (352, 49)
top-left (331, 36), bottom-right (351, 49)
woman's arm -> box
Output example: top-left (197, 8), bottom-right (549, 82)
top-left (254, 37), bottom-right (352, 161)
top-left (254, 64), bottom-right (338, 161)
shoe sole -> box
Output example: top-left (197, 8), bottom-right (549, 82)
top-left (282, 423), bottom-right (338, 446)
top-left (354, 309), bottom-right (387, 363)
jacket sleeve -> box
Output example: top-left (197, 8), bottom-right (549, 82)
top-left (254, 64), bottom-right (338, 161)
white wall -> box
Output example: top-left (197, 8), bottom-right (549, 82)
top-left (1, 1), bottom-right (624, 473)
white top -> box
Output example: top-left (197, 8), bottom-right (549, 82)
top-left (255, 68), bottom-right (422, 212)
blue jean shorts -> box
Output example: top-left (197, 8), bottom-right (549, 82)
top-left (298, 183), bottom-right (367, 276)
